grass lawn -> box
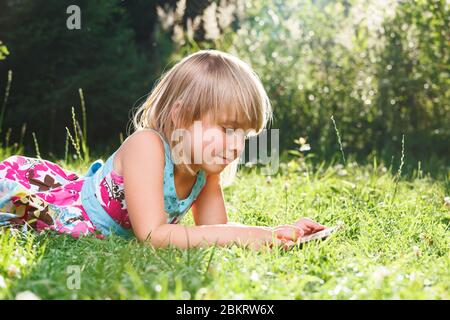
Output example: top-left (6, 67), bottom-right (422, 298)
top-left (0, 156), bottom-right (449, 299)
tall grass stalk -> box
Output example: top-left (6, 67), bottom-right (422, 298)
top-left (330, 115), bottom-right (346, 164)
top-left (78, 88), bottom-right (89, 161)
top-left (5, 127), bottom-right (11, 147)
top-left (71, 107), bottom-right (80, 156)
top-left (19, 123), bottom-right (27, 150)
top-left (66, 94), bottom-right (91, 164)
top-left (65, 126), bottom-right (82, 163)
top-left (391, 134), bottom-right (405, 204)
top-left (0, 70), bottom-right (12, 137)
top-left (64, 130), bottom-right (69, 164)
top-left (31, 131), bottom-right (41, 159)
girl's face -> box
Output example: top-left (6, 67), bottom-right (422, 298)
top-left (176, 112), bottom-right (249, 175)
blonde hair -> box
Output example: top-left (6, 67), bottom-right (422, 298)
top-left (129, 49), bottom-right (273, 187)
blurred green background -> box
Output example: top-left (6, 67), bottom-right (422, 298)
top-left (0, 0), bottom-right (448, 168)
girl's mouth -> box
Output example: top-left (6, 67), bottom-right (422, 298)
top-left (218, 155), bottom-right (233, 164)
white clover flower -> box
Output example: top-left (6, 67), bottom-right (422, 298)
top-left (15, 291), bottom-right (40, 300)
top-left (444, 196), bottom-right (450, 207)
top-left (412, 245), bottom-right (421, 257)
top-left (7, 264), bottom-right (20, 277)
top-left (0, 275), bottom-right (6, 289)
top-left (197, 287), bottom-right (208, 296)
top-left (250, 271), bottom-right (260, 282)
top-left (19, 256), bottom-right (27, 266)
top-left (424, 279), bottom-right (432, 286)
top-left (234, 293), bottom-right (245, 300)
top-left (181, 290), bottom-right (191, 299)
top-left (329, 284), bottom-right (343, 296)
top-left (372, 266), bottom-right (391, 287)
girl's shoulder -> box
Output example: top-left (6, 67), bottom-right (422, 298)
top-left (113, 129), bottom-right (166, 177)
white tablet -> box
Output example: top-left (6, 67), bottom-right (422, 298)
top-left (298, 222), bottom-right (344, 244)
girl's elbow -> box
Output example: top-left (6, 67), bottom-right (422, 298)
top-left (133, 225), bottom-right (162, 244)
top-left (135, 224), bottom-right (172, 247)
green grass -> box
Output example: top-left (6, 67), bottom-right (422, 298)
top-left (0, 155), bottom-right (449, 300)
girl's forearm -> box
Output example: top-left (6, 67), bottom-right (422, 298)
top-left (147, 223), bottom-right (274, 250)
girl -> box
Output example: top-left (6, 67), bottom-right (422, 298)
top-left (0, 49), bottom-right (326, 250)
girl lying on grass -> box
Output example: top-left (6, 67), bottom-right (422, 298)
top-left (0, 49), bottom-right (326, 250)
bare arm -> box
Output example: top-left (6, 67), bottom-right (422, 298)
top-left (191, 173), bottom-right (228, 225)
top-left (121, 130), bottom-right (282, 250)
top-left (149, 223), bottom-right (275, 250)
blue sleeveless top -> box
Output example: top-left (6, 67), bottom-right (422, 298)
top-left (80, 129), bottom-right (207, 239)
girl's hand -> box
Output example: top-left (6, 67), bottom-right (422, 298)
top-left (293, 218), bottom-right (326, 236)
top-left (269, 238), bottom-right (297, 251)
top-left (272, 224), bottom-right (304, 242)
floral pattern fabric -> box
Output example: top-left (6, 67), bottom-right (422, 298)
top-left (0, 155), bottom-right (129, 238)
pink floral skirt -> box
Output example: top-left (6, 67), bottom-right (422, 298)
top-left (0, 155), bottom-right (104, 238)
